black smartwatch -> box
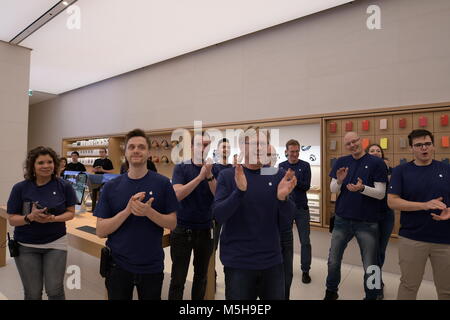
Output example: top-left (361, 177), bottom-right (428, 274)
top-left (206, 176), bottom-right (215, 182)
top-left (24, 214), bottom-right (31, 225)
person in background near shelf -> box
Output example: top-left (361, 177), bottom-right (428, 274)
top-left (210, 138), bottom-right (233, 291)
top-left (325, 131), bottom-right (387, 300)
top-left (90, 148), bottom-right (114, 212)
top-left (264, 144), bottom-right (296, 300)
top-left (212, 138), bottom-right (232, 249)
top-left (120, 156), bottom-right (157, 174)
top-left (388, 129), bottom-right (450, 300)
top-left (94, 128), bottom-right (178, 300)
top-left (279, 139), bottom-right (312, 299)
top-left (213, 127), bottom-right (297, 300)
top-left (66, 151), bottom-right (87, 172)
top-left (279, 139), bottom-right (312, 288)
top-left (366, 143), bottom-right (394, 300)
top-left (169, 132), bottom-right (216, 300)
top-left (58, 157), bottom-right (67, 177)
top-left (7, 146), bottom-right (78, 300)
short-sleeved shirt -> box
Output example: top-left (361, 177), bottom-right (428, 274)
top-left (388, 160), bottom-right (450, 244)
top-left (93, 158), bottom-right (113, 174)
top-left (329, 154), bottom-right (388, 222)
top-left (66, 162), bottom-right (86, 172)
top-left (94, 171), bottom-right (179, 274)
top-left (7, 178), bottom-right (78, 244)
top-left (212, 163), bottom-right (232, 180)
top-left (279, 160), bottom-right (311, 209)
top-left (171, 160), bottom-right (214, 229)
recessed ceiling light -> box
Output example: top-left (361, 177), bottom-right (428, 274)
top-left (62, 1), bottom-right (69, 6)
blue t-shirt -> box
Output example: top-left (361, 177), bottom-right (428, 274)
top-left (7, 178), bottom-right (78, 244)
top-left (94, 171), bottom-right (179, 274)
top-left (329, 154), bottom-right (388, 222)
top-left (388, 160), bottom-right (450, 244)
top-left (213, 166), bottom-right (296, 270)
top-left (279, 160), bottom-right (311, 209)
top-left (212, 163), bottom-right (232, 179)
top-left (171, 160), bottom-right (214, 229)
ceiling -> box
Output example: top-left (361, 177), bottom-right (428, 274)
top-left (1, 0), bottom-right (354, 97)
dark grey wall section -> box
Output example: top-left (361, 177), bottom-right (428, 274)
top-left (29, 0), bottom-right (450, 152)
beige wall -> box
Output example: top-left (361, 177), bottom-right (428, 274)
top-left (29, 0), bottom-right (450, 154)
top-left (0, 41), bottom-right (31, 204)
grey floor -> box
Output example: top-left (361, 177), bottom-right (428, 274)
top-left (0, 227), bottom-right (438, 300)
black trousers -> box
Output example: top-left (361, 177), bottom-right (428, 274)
top-left (105, 263), bottom-right (164, 300)
top-left (168, 226), bottom-right (214, 300)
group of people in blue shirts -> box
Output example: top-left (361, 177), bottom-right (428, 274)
top-left (6, 127), bottom-right (450, 300)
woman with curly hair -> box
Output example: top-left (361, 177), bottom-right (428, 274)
top-left (6, 146), bottom-right (78, 300)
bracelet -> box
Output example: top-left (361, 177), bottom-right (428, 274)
top-left (24, 214), bottom-right (31, 225)
top-left (206, 176), bottom-right (215, 182)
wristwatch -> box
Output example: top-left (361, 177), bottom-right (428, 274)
top-left (359, 185), bottom-right (365, 193)
top-left (206, 176), bottom-right (215, 182)
top-left (24, 214), bottom-right (31, 225)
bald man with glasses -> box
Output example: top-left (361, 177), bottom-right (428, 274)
top-left (325, 132), bottom-right (388, 300)
top-left (388, 129), bottom-right (450, 300)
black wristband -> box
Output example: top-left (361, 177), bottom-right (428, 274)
top-left (24, 214), bottom-right (31, 225)
top-left (206, 176), bottom-right (215, 182)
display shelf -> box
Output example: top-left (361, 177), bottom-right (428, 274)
top-left (323, 106), bottom-right (450, 237)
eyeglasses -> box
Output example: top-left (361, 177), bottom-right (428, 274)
top-left (413, 142), bottom-right (433, 148)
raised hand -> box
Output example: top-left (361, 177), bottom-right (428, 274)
top-left (235, 164), bottom-right (247, 191)
top-left (347, 177), bottom-right (364, 192)
top-left (277, 169), bottom-right (297, 201)
top-left (336, 167), bottom-right (348, 184)
top-left (204, 158), bottom-right (213, 178)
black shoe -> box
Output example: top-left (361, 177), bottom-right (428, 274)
top-left (302, 272), bottom-right (311, 284)
top-left (324, 290), bottom-right (338, 300)
top-left (377, 287), bottom-right (384, 300)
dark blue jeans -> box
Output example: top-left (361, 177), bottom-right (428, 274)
top-left (14, 245), bottom-right (67, 300)
top-left (105, 263), bottom-right (164, 300)
top-left (294, 207), bottom-right (312, 272)
top-left (168, 226), bottom-right (214, 300)
top-left (378, 209), bottom-right (395, 268)
top-left (326, 215), bottom-right (380, 299)
top-left (224, 263), bottom-right (285, 300)
top-left (280, 228), bottom-right (293, 300)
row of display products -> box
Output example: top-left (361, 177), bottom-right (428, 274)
top-left (70, 138), bottom-right (109, 147)
top-left (329, 115), bottom-right (449, 133)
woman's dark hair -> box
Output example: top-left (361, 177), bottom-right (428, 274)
top-left (24, 146), bottom-right (60, 180)
top-left (365, 143), bottom-right (385, 159)
top-left (60, 157), bottom-right (68, 168)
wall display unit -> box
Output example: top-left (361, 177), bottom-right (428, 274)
top-left (62, 103), bottom-right (449, 231)
top-left (323, 106), bottom-right (450, 237)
